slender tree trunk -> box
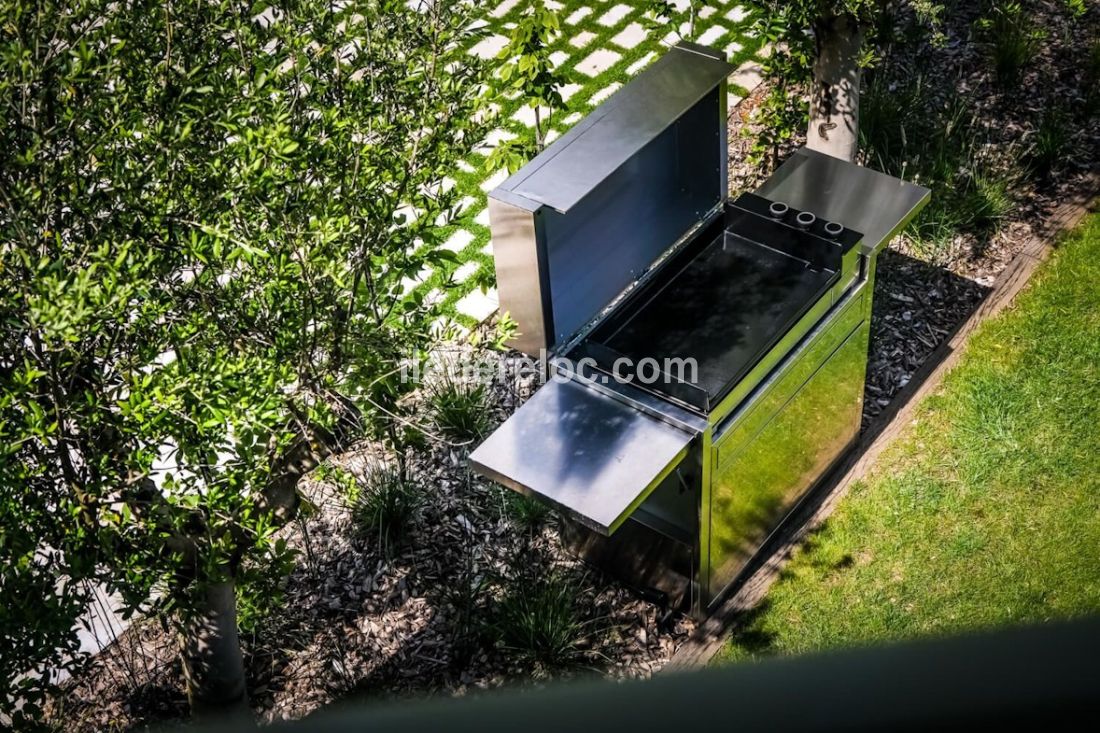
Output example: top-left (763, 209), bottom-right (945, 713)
top-left (807, 13), bottom-right (864, 162)
top-left (179, 580), bottom-right (249, 719)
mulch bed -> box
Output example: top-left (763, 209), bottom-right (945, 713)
top-left (54, 1), bottom-right (1099, 729)
top-left (54, 355), bottom-right (693, 731)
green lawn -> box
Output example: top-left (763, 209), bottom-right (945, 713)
top-left (718, 213), bottom-right (1100, 663)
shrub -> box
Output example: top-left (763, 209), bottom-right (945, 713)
top-left (960, 169), bottom-right (1015, 233)
top-left (860, 72), bottom-right (1017, 260)
top-left (351, 463), bottom-right (423, 555)
top-left (501, 489), bottom-right (552, 530)
top-left (490, 572), bottom-right (590, 667)
top-left (976, 2), bottom-right (1046, 87)
top-left (1028, 106), bottom-right (1069, 176)
top-left (427, 373), bottom-right (492, 444)
top-left (0, 0), bottom-right (488, 717)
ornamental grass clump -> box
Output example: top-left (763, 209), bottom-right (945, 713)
top-left (490, 571), bottom-right (591, 668)
top-left (427, 372), bottom-right (492, 445)
top-left (351, 462), bottom-right (423, 556)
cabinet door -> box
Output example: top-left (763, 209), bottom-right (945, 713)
top-left (707, 321), bottom-right (868, 604)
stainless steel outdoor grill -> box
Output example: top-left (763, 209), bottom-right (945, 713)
top-left (470, 42), bottom-right (930, 616)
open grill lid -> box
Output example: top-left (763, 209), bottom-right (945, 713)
top-left (487, 42), bottom-right (735, 356)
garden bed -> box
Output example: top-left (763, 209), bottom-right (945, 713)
top-left (54, 353), bottom-right (694, 731)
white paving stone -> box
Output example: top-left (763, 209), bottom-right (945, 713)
top-left (564, 7), bottom-right (591, 25)
top-left (545, 129), bottom-right (561, 144)
top-left (726, 41), bottom-right (743, 56)
top-left (442, 229), bottom-right (474, 253)
top-left (482, 239), bottom-right (494, 256)
top-left (661, 31), bottom-right (679, 46)
top-left (400, 266), bottom-right (431, 295)
top-left (697, 24), bottom-right (727, 47)
top-left (699, 6), bottom-right (716, 19)
top-left (457, 160), bottom-right (475, 173)
top-left (610, 22), bottom-right (646, 50)
top-left (559, 82), bottom-right (582, 101)
top-left (570, 30), bottom-right (596, 48)
top-left (477, 127), bottom-right (515, 154)
top-left (470, 34), bottom-right (508, 60)
top-left (452, 261), bottom-right (479, 283)
top-left (480, 168), bottom-right (509, 192)
top-left (490, 0), bottom-right (519, 19)
top-left (455, 287), bottom-right (499, 323)
top-left (730, 60), bottom-right (764, 91)
top-left (576, 48), bottom-right (621, 77)
top-left (589, 82), bottom-right (621, 106)
top-left (597, 4), bottom-right (632, 27)
top-left (562, 112), bottom-right (582, 125)
top-left (728, 5), bottom-right (750, 23)
top-left (512, 104), bottom-right (542, 127)
top-left (550, 50), bottom-right (569, 68)
top-left (545, 0), bottom-right (563, 11)
top-left (475, 209), bottom-right (491, 227)
top-left (626, 51), bottom-right (656, 76)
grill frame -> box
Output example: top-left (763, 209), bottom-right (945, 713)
top-left (470, 44), bottom-right (930, 617)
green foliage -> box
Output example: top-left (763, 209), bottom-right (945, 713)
top-left (427, 373), bottom-right (492, 444)
top-left (641, 1), bottom-right (714, 40)
top-left (350, 463), bottom-right (423, 555)
top-left (975, 2), bottom-right (1047, 87)
top-left (1063, 0), bottom-right (1088, 19)
top-left (741, 1), bottom-right (945, 168)
top-left (1028, 106), bottom-right (1069, 176)
top-left (0, 0), bottom-right (487, 719)
top-left (859, 74), bottom-right (1016, 261)
top-left (720, 213), bottom-right (1100, 663)
top-left (501, 490), bottom-right (552, 530)
top-left (488, 0), bottom-right (568, 171)
top-left (490, 571), bottom-right (589, 667)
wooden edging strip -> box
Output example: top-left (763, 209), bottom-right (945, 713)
top-left (664, 171), bottom-right (1100, 672)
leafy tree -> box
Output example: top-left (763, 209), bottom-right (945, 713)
top-left (745, 0), bottom-right (944, 164)
top-left (642, 1), bottom-right (715, 40)
top-left (0, 0), bottom-right (487, 724)
top-left (487, 0), bottom-right (568, 173)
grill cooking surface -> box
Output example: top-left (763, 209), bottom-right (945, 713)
top-left (587, 227), bottom-right (839, 403)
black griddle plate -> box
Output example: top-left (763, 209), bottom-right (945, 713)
top-left (582, 224), bottom-right (839, 407)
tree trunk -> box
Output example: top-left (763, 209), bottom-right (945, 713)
top-left (807, 13), bottom-right (864, 162)
top-left (179, 580), bottom-right (249, 719)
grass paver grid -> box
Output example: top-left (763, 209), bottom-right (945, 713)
top-left (408, 1), bottom-right (765, 330)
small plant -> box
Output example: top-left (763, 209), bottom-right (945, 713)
top-left (1064, 0), bottom-right (1087, 20)
top-left (427, 372), bottom-right (492, 444)
top-left (641, 1), bottom-right (715, 41)
top-left (488, 0), bottom-right (568, 173)
top-left (975, 3), bottom-right (1047, 87)
top-left (959, 168), bottom-right (1015, 233)
top-left (502, 489), bottom-right (551, 530)
top-left (1028, 106), bottom-right (1069, 176)
top-left (490, 571), bottom-right (590, 667)
top-left (351, 462), bottom-right (423, 554)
